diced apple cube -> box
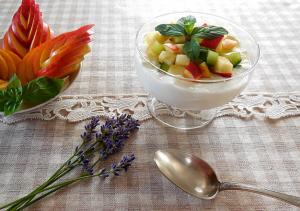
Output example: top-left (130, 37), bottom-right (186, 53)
top-left (175, 54), bottom-right (190, 66)
top-left (184, 62), bottom-right (201, 79)
top-left (145, 32), bottom-right (156, 45)
top-left (199, 62), bottom-right (211, 78)
top-left (225, 34), bottom-right (239, 45)
top-left (216, 38), bottom-right (238, 53)
top-left (222, 39), bottom-right (238, 51)
top-left (158, 51), bottom-right (176, 65)
top-left (183, 69), bottom-right (193, 78)
top-left (201, 36), bottom-right (224, 49)
top-left (145, 31), bottom-right (168, 44)
top-left (156, 33), bottom-right (169, 43)
top-left (177, 44), bottom-right (184, 52)
top-left (214, 56), bottom-right (233, 74)
top-left (164, 39), bottom-right (172, 44)
top-left (168, 65), bottom-right (185, 75)
top-left (163, 43), bottom-right (183, 54)
top-left (146, 47), bottom-right (158, 62)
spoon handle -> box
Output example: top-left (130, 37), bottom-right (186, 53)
top-left (219, 181), bottom-right (300, 207)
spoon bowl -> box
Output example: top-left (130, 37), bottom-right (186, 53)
top-left (154, 150), bottom-right (300, 207)
top-left (154, 150), bottom-right (219, 199)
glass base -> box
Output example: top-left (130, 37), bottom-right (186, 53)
top-left (147, 97), bottom-right (216, 130)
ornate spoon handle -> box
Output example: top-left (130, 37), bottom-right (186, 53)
top-left (219, 181), bottom-right (300, 207)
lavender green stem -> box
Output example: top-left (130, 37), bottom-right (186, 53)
top-left (1, 157), bottom-right (79, 210)
top-left (17, 172), bottom-right (106, 211)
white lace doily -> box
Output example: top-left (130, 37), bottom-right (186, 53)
top-left (1, 92), bottom-right (299, 124)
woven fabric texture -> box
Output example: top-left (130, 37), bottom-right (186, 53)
top-left (0, 0), bottom-right (299, 210)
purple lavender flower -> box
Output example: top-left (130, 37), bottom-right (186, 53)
top-left (118, 154), bottom-right (135, 172)
top-left (80, 116), bottom-right (100, 142)
top-left (96, 114), bottom-right (139, 160)
top-left (79, 154), bottom-right (94, 175)
top-left (78, 114), bottom-right (139, 175)
top-left (99, 154), bottom-right (135, 178)
top-left (110, 154), bottom-right (135, 176)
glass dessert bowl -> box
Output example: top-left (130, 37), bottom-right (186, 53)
top-left (135, 12), bottom-right (260, 130)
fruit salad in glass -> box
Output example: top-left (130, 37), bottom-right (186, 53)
top-left (146, 20), bottom-right (244, 79)
top-left (135, 13), bottom-right (260, 129)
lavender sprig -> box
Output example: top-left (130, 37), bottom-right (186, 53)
top-left (79, 154), bottom-right (94, 175)
top-left (80, 116), bottom-right (100, 142)
top-left (97, 115), bottom-right (139, 160)
top-left (77, 114), bottom-right (139, 175)
top-left (0, 115), bottom-right (139, 211)
top-left (100, 154), bottom-right (136, 177)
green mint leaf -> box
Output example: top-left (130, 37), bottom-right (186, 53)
top-left (3, 91), bottom-right (23, 116)
top-left (155, 24), bottom-right (186, 36)
top-left (0, 91), bottom-right (8, 112)
top-left (177, 15), bottom-right (196, 35)
top-left (183, 39), bottom-right (201, 60)
top-left (198, 46), bottom-right (209, 61)
top-left (191, 25), bottom-right (228, 39)
top-left (7, 74), bottom-right (22, 89)
top-left (23, 77), bottom-right (64, 105)
top-left (0, 75), bottom-right (23, 116)
top-left (0, 87), bottom-right (22, 116)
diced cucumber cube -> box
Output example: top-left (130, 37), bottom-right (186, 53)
top-left (150, 40), bottom-right (164, 55)
top-left (206, 50), bottom-right (219, 66)
top-left (224, 52), bottom-right (242, 67)
top-left (160, 62), bottom-right (169, 71)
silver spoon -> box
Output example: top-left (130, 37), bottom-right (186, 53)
top-left (154, 150), bottom-right (300, 207)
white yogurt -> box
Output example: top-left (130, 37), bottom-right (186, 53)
top-left (135, 53), bottom-right (252, 111)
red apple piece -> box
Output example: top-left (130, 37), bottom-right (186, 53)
top-left (201, 35), bottom-right (224, 49)
top-left (184, 62), bottom-right (202, 79)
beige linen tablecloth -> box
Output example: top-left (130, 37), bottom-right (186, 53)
top-left (0, 0), bottom-right (300, 210)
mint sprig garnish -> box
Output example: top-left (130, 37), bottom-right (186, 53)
top-left (191, 25), bottom-right (228, 39)
top-left (155, 24), bottom-right (186, 36)
top-left (7, 74), bottom-right (22, 89)
top-left (183, 39), bottom-right (201, 60)
top-left (155, 15), bottom-right (228, 61)
top-left (183, 39), bottom-right (210, 61)
top-left (23, 77), bottom-right (64, 105)
top-left (177, 15), bottom-right (196, 34)
top-left (0, 75), bottom-right (64, 116)
top-left (0, 75), bottom-right (23, 116)
top-left (155, 15), bottom-right (228, 39)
